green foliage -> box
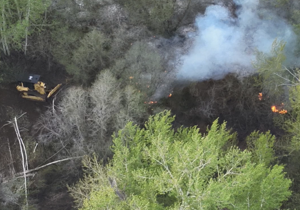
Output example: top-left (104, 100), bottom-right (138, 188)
top-left (246, 131), bottom-right (275, 165)
top-left (281, 85), bottom-right (300, 151)
top-left (68, 155), bottom-right (111, 208)
top-left (115, 85), bottom-right (147, 130)
top-left (71, 111), bottom-right (291, 209)
top-left (270, 71), bottom-right (300, 209)
top-left (112, 41), bottom-right (164, 96)
top-left (51, 29), bottom-right (110, 83)
top-left (50, 25), bottom-right (83, 65)
top-left (253, 39), bottom-right (287, 97)
top-left (0, 0), bottom-right (50, 54)
top-left (70, 30), bottom-right (110, 82)
top-left (118, 0), bottom-right (175, 33)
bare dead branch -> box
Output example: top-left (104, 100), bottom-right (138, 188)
top-left (284, 66), bottom-right (300, 82)
top-left (11, 115), bottom-right (29, 208)
top-left (16, 156), bottom-right (83, 176)
top-left (7, 138), bottom-right (15, 177)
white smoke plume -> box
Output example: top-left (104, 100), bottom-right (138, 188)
top-left (178, 0), bottom-right (297, 81)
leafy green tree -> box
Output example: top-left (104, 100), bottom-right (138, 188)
top-left (51, 29), bottom-right (110, 83)
top-left (70, 111), bottom-right (291, 210)
top-left (246, 131), bottom-right (275, 165)
top-left (71, 30), bottom-right (110, 82)
top-left (0, 0), bottom-right (50, 55)
top-left (254, 38), bottom-right (300, 208)
top-left (112, 41), bottom-right (164, 96)
top-left (281, 84), bottom-right (300, 152)
top-left (253, 39), bottom-right (287, 97)
top-left (254, 39), bottom-right (300, 152)
top-left (272, 83), bottom-right (300, 209)
top-left (253, 39), bottom-right (300, 151)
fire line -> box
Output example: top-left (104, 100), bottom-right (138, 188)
top-left (271, 105), bottom-right (287, 114)
top-left (258, 93), bottom-right (263, 100)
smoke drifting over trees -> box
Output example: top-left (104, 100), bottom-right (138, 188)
top-left (178, 0), bottom-right (296, 81)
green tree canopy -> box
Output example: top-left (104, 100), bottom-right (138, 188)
top-left (51, 29), bottom-right (110, 84)
top-left (282, 84), bottom-right (300, 151)
top-left (0, 0), bottom-right (50, 55)
top-left (70, 111), bottom-right (291, 210)
top-left (253, 39), bottom-right (287, 97)
top-left (111, 41), bottom-right (164, 96)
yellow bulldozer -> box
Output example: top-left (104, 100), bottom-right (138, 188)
top-left (16, 74), bottom-right (62, 102)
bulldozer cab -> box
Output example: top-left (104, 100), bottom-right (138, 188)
top-left (19, 74), bottom-right (40, 87)
top-left (16, 74), bottom-right (62, 102)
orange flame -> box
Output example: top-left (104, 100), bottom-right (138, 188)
top-left (258, 93), bottom-right (263, 100)
top-left (279, 110), bottom-right (288, 114)
top-left (271, 105), bottom-right (287, 114)
top-left (271, 106), bottom-right (277, 112)
top-left (144, 101), bottom-right (157, 104)
top-left (168, 93), bottom-right (172, 97)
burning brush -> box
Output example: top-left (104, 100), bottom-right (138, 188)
top-left (258, 93), bottom-right (287, 114)
top-left (271, 104), bottom-right (287, 114)
top-left (144, 101), bottom-right (157, 104)
top-left (258, 93), bottom-right (263, 101)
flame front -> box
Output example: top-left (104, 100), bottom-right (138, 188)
top-left (258, 93), bottom-right (263, 100)
top-left (271, 106), bottom-right (278, 112)
top-left (271, 105), bottom-right (287, 114)
top-left (144, 101), bottom-right (157, 104)
top-left (279, 110), bottom-right (287, 114)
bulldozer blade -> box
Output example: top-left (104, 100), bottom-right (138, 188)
top-left (47, 84), bottom-right (62, 98)
top-left (22, 95), bottom-right (46, 102)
